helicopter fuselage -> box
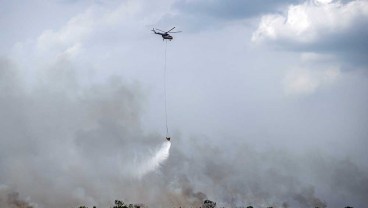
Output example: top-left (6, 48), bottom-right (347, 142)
top-left (162, 34), bottom-right (173, 40)
top-left (155, 32), bottom-right (173, 40)
top-left (153, 31), bottom-right (173, 40)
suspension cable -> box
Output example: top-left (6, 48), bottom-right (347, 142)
top-left (164, 40), bottom-right (169, 138)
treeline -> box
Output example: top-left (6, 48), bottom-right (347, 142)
top-left (77, 200), bottom-right (354, 208)
top-left (78, 200), bottom-right (143, 208)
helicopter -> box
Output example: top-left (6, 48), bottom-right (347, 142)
top-left (152, 27), bottom-right (181, 41)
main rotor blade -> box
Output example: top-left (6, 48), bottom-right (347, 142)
top-left (155, 28), bottom-right (165, 32)
top-left (168, 31), bottom-right (182, 33)
top-left (155, 28), bottom-right (166, 32)
top-left (167, 27), bottom-right (176, 32)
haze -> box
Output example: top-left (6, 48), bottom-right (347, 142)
top-left (0, 0), bottom-right (367, 207)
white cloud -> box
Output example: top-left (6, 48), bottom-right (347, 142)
top-left (252, 0), bottom-right (368, 44)
top-left (34, 0), bottom-right (148, 60)
top-left (283, 66), bottom-right (340, 95)
top-left (300, 52), bottom-right (334, 63)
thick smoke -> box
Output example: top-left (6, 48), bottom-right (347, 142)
top-left (163, 138), bottom-right (368, 208)
top-left (0, 57), bottom-right (157, 207)
top-left (293, 187), bottom-right (327, 208)
top-left (0, 186), bottom-right (35, 208)
top-left (1, 55), bottom-right (367, 208)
